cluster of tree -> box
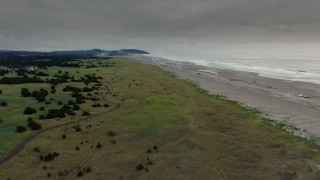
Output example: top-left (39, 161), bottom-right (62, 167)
top-left (36, 72), bottom-right (49, 76)
top-left (63, 84), bottom-right (101, 105)
top-left (63, 85), bottom-right (98, 94)
top-left (0, 56), bottom-right (84, 68)
top-left (63, 85), bottom-right (82, 93)
top-left (26, 71), bottom-right (36, 75)
top-left (83, 86), bottom-right (98, 92)
top-left (8, 67), bottom-right (49, 79)
top-left (40, 104), bottom-right (76, 119)
top-left (47, 77), bottom-right (68, 85)
top-left (0, 71), bottom-right (103, 86)
top-left (0, 76), bottom-right (44, 84)
top-left (50, 85), bottom-right (56, 94)
top-left (91, 103), bottom-right (101, 108)
top-left (0, 69), bottom-right (10, 76)
top-left (0, 71), bottom-right (91, 86)
top-left (85, 65), bottom-right (100, 68)
top-left (53, 74), bottom-right (72, 81)
top-left (77, 167), bottom-right (92, 177)
top-left (72, 92), bottom-right (86, 104)
top-left (21, 88), bottom-right (49, 102)
top-left (136, 157), bottom-right (154, 172)
top-left (40, 152), bottom-right (59, 161)
top-left (0, 49), bottom-right (146, 68)
top-left (49, 73), bottom-right (91, 85)
top-left (27, 118), bottom-right (42, 130)
top-left (81, 74), bottom-right (102, 85)
top-left (15, 69), bottom-right (28, 76)
top-left (68, 100), bottom-right (80, 108)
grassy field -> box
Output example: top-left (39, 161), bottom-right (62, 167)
top-left (0, 60), bottom-right (112, 155)
top-left (0, 57), bottom-right (319, 179)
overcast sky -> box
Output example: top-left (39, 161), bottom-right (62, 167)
top-left (1, 0), bottom-right (320, 58)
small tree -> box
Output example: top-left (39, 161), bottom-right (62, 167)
top-left (73, 104), bottom-right (80, 110)
top-left (73, 125), bottom-right (81, 132)
top-left (82, 111), bottom-right (91, 116)
top-left (136, 164), bottom-right (144, 171)
top-left (77, 171), bottom-right (84, 177)
top-left (16, 125), bottom-right (27, 133)
top-left (86, 167), bottom-right (92, 173)
top-left (0, 101), bottom-right (8, 107)
top-left (153, 145), bottom-right (158, 150)
top-left (27, 118), bottom-right (42, 130)
top-left (96, 143), bottom-right (102, 149)
top-left (43, 152), bottom-right (59, 161)
top-left (21, 88), bottom-right (31, 97)
top-left (107, 130), bottom-right (116, 136)
top-left (24, 107), bottom-right (37, 114)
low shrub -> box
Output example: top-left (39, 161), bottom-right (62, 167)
top-left (16, 125), bottom-right (27, 133)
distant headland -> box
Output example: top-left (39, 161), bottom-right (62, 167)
top-left (0, 49), bottom-right (149, 58)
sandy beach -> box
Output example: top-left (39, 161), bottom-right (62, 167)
top-left (133, 55), bottom-right (320, 137)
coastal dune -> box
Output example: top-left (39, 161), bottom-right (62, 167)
top-left (134, 55), bottom-right (320, 137)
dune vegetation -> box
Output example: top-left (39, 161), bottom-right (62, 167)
top-left (0, 57), bottom-right (319, 179)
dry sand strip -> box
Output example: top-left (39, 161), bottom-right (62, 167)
top-left (133, 55), bottom-right (320, 138)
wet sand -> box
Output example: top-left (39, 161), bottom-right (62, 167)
top-left (133, 55), bottom-right (320, 137)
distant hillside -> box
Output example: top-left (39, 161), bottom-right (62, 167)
top-left (0, 49), bottom-right (149, 58)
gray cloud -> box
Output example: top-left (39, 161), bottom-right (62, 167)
top-left (1, 0), bottom-right (320, 56)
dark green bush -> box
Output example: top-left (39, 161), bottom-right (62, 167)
top-left (82, 111), bottom-right (91, 116)
top-left (24, 107), bottom-right (37, 114)
top-left (136, 164), bottom-right (144, 171)
top-left (96, 143), bottom-right (102, 149)
top-left (16, 125), bottom-right (27, 133)
top-left (0, 101), bottom-right (8, 107)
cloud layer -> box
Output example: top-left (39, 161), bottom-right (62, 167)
top-left (1, 0), bottom-right (320, 56)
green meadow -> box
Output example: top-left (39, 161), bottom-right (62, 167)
top-left (0, 57), bottom-right (319, 179)
top-left (0, 60), bottom-right (111, 155)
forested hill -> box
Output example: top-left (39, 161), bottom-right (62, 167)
top-left (0, 49), bottom-right (149, 58)
top-left (0, 49), bottom-right (149, 68)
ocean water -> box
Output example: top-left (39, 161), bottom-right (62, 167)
top-left (151, 55), bottom-right (320, 85)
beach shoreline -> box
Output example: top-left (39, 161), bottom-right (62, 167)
top-left (133, 55), bottom-right (320, 138)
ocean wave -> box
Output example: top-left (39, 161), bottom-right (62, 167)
top-left (150, 54), bottom-right (320, 85)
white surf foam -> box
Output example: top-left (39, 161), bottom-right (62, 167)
top-left (148, 54), bottom-right (320, 85)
